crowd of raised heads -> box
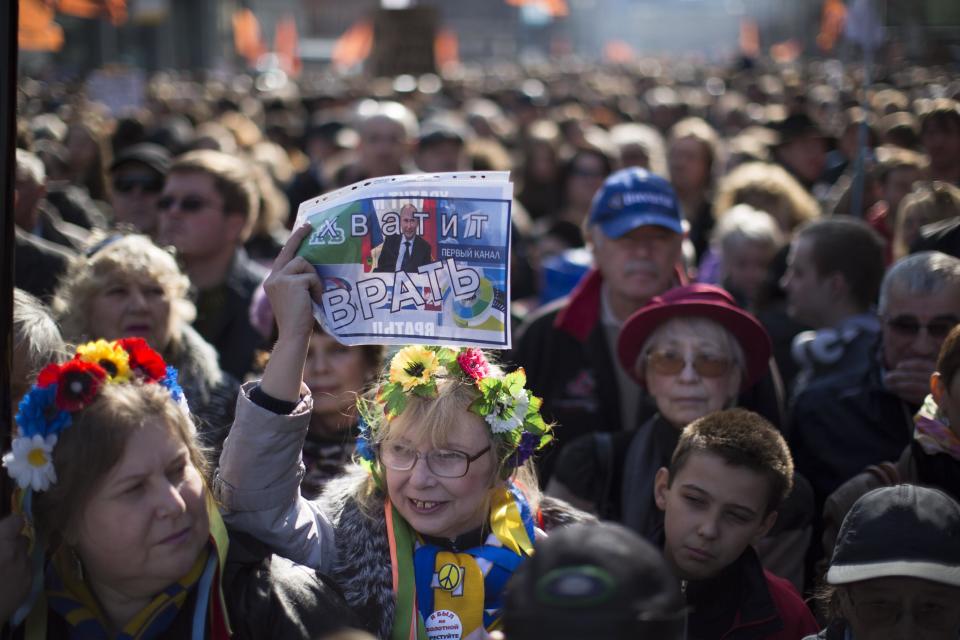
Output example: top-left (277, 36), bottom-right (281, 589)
top-left (5, 56), bottom-right (960, 639)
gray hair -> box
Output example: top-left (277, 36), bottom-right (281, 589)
top-left (712, 203), bottom-right (784, 254)
top-left (15, 148), bottom-right (46, 185)
top-left (355, 100), bottom-right (419, 140)
top-left (879, 251), bottom-right (960, 314)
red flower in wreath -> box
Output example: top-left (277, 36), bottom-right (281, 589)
top-left (54, 360), bottom-right (107, 412)
top-left (457, 348), bottom-right (491, 381)
top-left (117, 337), bottom-right (167, 381)
top-left (36, 363), bottom-right (63, 388)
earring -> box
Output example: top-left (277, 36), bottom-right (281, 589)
top-left (70, 547), bottom-right (85, 582)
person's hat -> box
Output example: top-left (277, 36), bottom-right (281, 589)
top-left (503, 522), bottom-right (686, 640)
top-left (769, 113), bottom-right (832, 148)
top-left (617, 284), bottom-right (772, 389)
top-left (588, 167), bottom-right (682, 238)
top-left (109, 142), bottom-right (172, 176)
top-left (827, 484), bottom-right (960, 587)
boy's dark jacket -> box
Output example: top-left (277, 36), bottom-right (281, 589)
top-left (685, 546), bottom-right (819, 640)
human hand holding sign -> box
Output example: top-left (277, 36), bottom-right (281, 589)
top-left (260, 224), bottom-right (325, 403)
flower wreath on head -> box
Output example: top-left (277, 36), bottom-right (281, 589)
top-left (354, 345), bottom-right (553, 479)
top-left (3, 337), bottom-right (184, 494)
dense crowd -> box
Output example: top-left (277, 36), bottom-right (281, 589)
top-left (4, 56), bottom-right (960, 639)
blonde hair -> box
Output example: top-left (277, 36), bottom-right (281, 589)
top-left (893, 181), bottom-right (960, 259)
top-left (53, 234), bottom-right (195, 349)
top-left (714, 162), bottom-right (820, 233)
top-left (353, 354), bottom-right (541, 518)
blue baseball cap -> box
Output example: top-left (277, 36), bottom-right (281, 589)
top-left (588, 167), bottom-right (683, 238)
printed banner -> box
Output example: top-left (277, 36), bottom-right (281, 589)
top-left (294, 172), bottom-right (513, 349)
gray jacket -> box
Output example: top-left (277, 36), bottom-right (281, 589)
top-left (214, 382), bottom-right (593, 638)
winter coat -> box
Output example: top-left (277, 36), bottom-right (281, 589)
top-left (215, 383), bottom-right (594, 639)
top-left (685, 547), bottom-right (819, 640)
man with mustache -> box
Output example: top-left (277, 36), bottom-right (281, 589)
top-left (511, 168), bottom-right (686, 482)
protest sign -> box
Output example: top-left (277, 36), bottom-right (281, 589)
top-left (294, 172), bottom-right (513, 349)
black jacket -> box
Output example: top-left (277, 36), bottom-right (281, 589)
top-left (374, 234), bottom-right (433, 273)
top-left (789, 340), bottom-right (916, 508)
top-left (192, 248), bottom-right (267, 381)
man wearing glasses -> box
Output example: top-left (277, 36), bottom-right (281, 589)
top-left (157, 149), bottom-right (266, 380)
top-left (108, 143), bottom-right (170, 237)
top-left (790, 250), bottom-right (960, 511)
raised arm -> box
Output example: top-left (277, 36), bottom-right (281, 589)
top-left (215, 224), bottom-right (336, 571)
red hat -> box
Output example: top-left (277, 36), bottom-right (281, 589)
top-left (617, 284), bottom-right (772, 390)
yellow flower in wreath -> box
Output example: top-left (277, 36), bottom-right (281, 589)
top-left (76, 340), bottom-right (131, 383)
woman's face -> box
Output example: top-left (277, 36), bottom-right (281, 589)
top-left (668, 136), bottom-right (710, 194)
top-left (88, 274), bottom-right (173, 352)
top-left (384, 412), bottom-right (498, 540)
top-left (643, 324), bottom-right (742, 429)
top-left (304, 331), bottom-right (371, 429)
top-left (73, 418), bottom-right (209, 599)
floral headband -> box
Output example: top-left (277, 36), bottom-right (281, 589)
top-left (356, 345), bottom-right (553, 474)
top-left (3, 338), bottom-right (185, 493)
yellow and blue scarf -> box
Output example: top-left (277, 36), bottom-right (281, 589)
top-left (23, 497), bottom-right (232, 640)
top-left (387, 483), bottom-right (536, 640)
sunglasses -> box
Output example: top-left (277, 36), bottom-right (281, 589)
top-left (884, 314), bottom-right (959, 340)
top-left (113, 175), bottom-right (164, 194)
top-left (157, 195), bottom-right (214, 213)
top-left (646, 350), bottom-right (733, 378)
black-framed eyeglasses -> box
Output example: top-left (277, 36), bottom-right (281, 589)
top-left (378, 442), bottom-right (491, 478)
top-left (113, 174), bottom-right (164, 194)
top-left (157, 194), bottom-right (214, 213)
top-left (884, 314), bottom-right (959, 340)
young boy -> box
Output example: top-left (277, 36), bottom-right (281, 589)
top-left (654, 408), bottom-right (819, 639)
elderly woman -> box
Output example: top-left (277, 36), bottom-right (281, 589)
top-left (548, 284), bottom-right (812, 588)
top-left (808, 485), bottom-right (960, 640)
top-left (52, 234), bottom-right (238, 453)
top-left (215, 225), bottom-right (591, 639)
top-left (1, 338), bottom-right (357, 637)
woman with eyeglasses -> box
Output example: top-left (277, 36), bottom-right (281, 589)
top-left (215, 225), bottom-right (592, 639)
top-left (52, 234), bottom-right (239, 464)
top-left (547, 284), bottom-right (812, 588)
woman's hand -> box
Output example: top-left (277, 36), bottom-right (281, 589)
top-left (264, 223), bottom-right (325, 346)
top-left (0, 514), bottom-right (30, 626)
top-left (260, 224), bottom-right (325, 403)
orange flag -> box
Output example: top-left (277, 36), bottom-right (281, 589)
top-left (332, 20), bottom-right (373, 70)
top-left (274, 15), bottom-right (301, 77)
top-left (20, 0), bottom-right (64, 51)
top-left (232, 9), bottom-right (266, 66)
top-left (604, 40), bottom-right (635, 64)
top-left (770, 38), bottom-right (802, 63)
top-left (58, 0), bottom-right (126, 24)
top-left (435, 28), bottom-right (459, 68)
top-left (817, 0), bottom-right (847, 52)
top-left (739, 18), bottom-right (759, 57)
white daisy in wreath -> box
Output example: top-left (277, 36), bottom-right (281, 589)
top-left (485, 386), bottom-right (531, 434)
top-left (2, 434), bottom-right (58, 492)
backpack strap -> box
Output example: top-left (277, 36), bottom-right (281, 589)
top-left (591, 432), bottom-right (614, 518)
